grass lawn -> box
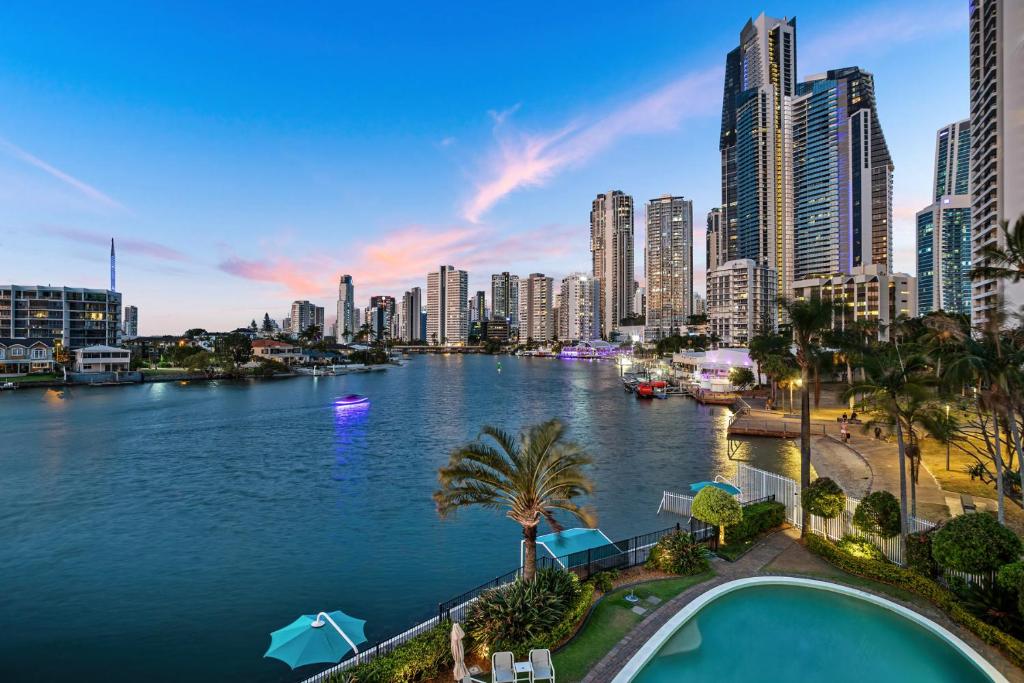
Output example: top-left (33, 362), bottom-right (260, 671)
top-left (552, 572), bottom-right (714, 683)
top-left (8, 373), bottom-right (59, 384)
top-left (716, 537), bottom-right (757, 561)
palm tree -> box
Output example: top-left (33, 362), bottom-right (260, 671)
top-left (920, 312), bottom-right (967, 379)
top-left (780, 297), bottom-right (835, 535)
top-left (434, 419), bottom-right (596, 581)
top-left (971, 215), bottom-right (1024, 285)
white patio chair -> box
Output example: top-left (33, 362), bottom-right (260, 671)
top-left (529, 649), bottom-right (555, 682)
top-left (491, 651), bottom-right (516, 683)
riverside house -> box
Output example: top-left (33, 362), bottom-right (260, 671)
top-left (0, 338), bottom-right (55, 376)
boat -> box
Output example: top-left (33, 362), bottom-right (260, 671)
top-left (0, 381), bottom-right (17, 391)
top-left (635, 382), bottom-right (654, 399)
top-left (335, 394), bottom-right (369, 407)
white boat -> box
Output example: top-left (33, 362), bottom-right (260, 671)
top-left (0, 381), bottom-right (18, 390)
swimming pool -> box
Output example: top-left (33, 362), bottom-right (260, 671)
top-left (613, 577), bottom-right (1007, 683)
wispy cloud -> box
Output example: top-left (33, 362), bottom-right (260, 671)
top-left (462, 66), bottom-right (723, 222)
top-left (0, 137), bottom-right (125, 211)
top-left (40, 224), bottom-right (189, 262)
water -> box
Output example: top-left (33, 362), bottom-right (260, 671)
top-left (0, 356), bottom-right (799, 682)
top-left (634, 584), bottom-right (993, 683)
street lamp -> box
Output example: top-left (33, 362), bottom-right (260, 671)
top-left (945, 404), bottom-right (951, 471)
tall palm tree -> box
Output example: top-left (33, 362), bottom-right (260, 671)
top-left (434, 419), bottom-right (596, 581)
top-left (780, 297), bottom-right (835, 535)
top-left (971, 215), bottom-right (1024, 285)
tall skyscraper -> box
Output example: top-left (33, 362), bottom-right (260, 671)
top-left (645, 195), bottom-right (693, 340)
top-left (400, 287), bottom-right (423, 342)
top-left (590, 190), bottom-right (634, 337)
top-left (518, 273), bottom-right (555, 342)
top-left (706, 208), bottom-right (725, 272)
top-left (289, 300), bottom-right (323, 337)
top-left (787, 67), bottom-right (894, 282)
top-left (970, 0), bottom-right (1024, 326)
top-left (427, 265), bottom-right (468, 345)
top-left (559, 273), bottom-right (598, 342)
top-left (335, 275), bottom-right (355, 342)
top-left (917, 120), bottom-right (972, 315)
top-left (490, 272), bottom-right (520, 330)
top-left (720, 13), bottom-right (797, 312)
top-left (368, 295), bottom-right (396, 341)
top-left (123, 305), bottom-right (138, 338)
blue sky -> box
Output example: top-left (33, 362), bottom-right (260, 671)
top-left (0, 1), bottom-right (969, 334)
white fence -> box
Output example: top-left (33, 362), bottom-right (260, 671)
top-left (807, 495), bottom-right (936, 566)
top-left (657, 491), bottom-right (693, 517)
top-left (735, 464), bottom-right (803, 526)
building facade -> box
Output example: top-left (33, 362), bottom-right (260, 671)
top-left (123, 305), bottom-right (139, 339)
top-left (73, 345), bottom-right (132, 373)
top-left (251, 339), bottom-right (306, 365)
top-left (368, 295), bottom-right (396, 341)
top-left (792, 265), bottom-right (917, 341)
top-left (518, 273), bottom-right (555, 343)
top-left (400, 287), bottom-right (423, 343)
top-left (970, 0), bottom-right (1024, 325)
top-left (490, 272), bottom-right (520, 333)
top-left (558, 273), bottom-right (598, 343)
top-left (0, 285), bottom-right (122, 351)
top-left (590, 190), bottom-right (634, 337)
top-left (0, 338), bottom-right (55, 375)
top-left (290, 300), bottom-right (324, 337)
top-left (917, 119), bottom-right (972, 315)
top-left (706, 259), bottom-right (777, 347)
top-left (427, 265), bottom-right (468, 345)
top-left (335, 275), bottom-right (356, 342)
top-left (706, 208), bottom-right (726, 272)
top-left (645, 195), bottom-right (693, 340)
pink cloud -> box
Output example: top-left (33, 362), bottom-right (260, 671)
top-left (40, 224), bottom-right (189, 262)
top-left (0, 137), bottom-right (125, 211)
top-left (463, 66), bottom-right (723, 222)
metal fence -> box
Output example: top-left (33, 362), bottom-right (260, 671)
top-left (735, 464), bottom-right (803, 526)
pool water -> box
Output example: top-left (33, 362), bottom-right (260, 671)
top-left (632, 584), bottom-right (995, 683)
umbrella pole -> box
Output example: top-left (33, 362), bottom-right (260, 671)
top-left (314, 612), bottom-right (361, 663)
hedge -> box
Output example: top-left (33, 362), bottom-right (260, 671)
top-left (932, 513), bottom-right (1022, 573)
top-left (725, 501), bottom-right (786, 545)
top-left (905, 530), bottom-right (938, 578)
top-left (337, 620), bottom-right (453, 683)
top-left (806, 534), bottom-right (1024, 668)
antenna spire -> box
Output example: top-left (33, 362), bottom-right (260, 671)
top-left (110, 238), bottom-right (116, 291)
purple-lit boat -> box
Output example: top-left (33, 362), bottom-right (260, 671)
top-left (335, 394), bottom-right (369, 407)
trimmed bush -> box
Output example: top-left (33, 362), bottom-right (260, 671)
top-left (340, 620), bottom-right (452, 682)
top-left (932, 513), bottom-right (1023, 573)
top-left (836, 534), bottom-right (886, 561)
top-left (724, 500), bottom-right (786, 544)
top-left (692, 486), bottom-right (742, 544)
top-left (905, 530), bottom-right (939, 577)
top-left (997, 561), bottom-right (1024, 594)
top-left (802, 477), bottom-right (846, 519)
top-left (590, 569), bottom-right (619, 593)
top-left (806, 534), bottom-right (1024, 669)
top-left (852, 491), bottom-right (901, 538)
top-left (645, 531), bottom-right (710, 576)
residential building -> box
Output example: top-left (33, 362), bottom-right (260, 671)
top-left (917, 120), bottom-right (973, 315)
top-left (633, 287), bottom-right (646, 319)
top-left (427, 265), bottom-right (468, 345)
top-left (290, 300), bottom-right (324, 337)
top-left (693, 293), bottom-right (706, 318)
top-left (251, 339), bottom-right (306, 365)
top-left (480, 319), bottom-right (510, 343)
top-left (72, 345), bottom-right (131, 373)
top-left (400, 287), bottom-right (423, 342)
top-left (123, 305), bottom-right (139, 339)
top-left (491, 272), bottom-right (520, 332)
top-left (518, 273), bottom-right (555, 343)
top-left (335, 275), bottom-right (356, 342)
top-left (970, 0), bottom-right (1024, 325)
top-left (0, 338), bottom-right (55, 375)
top-left (0, 285), bottom-right (122, 351)
top-left (645, 195), bottom-right (694, 340)
top-left (786, 67), bottom-right (894, 281)
top-left (559, 273), bottom-right (598, 343)
top-left (368, 295), bottom-right (396, 341)
top-left (470, 290), bottom-right (486, 323)
top-left (591, 190), bottom-right (635, 336)
top-left (792, 265), bottom-right (917, 341)
top-left (706, 208), bottom-right (726, 272)
top-left (706, 259), bottom-right (777, 347)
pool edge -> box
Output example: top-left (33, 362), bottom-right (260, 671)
top-left (609, 576), bottom-right (1009, 683)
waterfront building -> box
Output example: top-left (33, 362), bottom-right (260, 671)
top-left (335, 275), bottom-right (356, 342)
top-left (917, 120), bottom-right (972, 315)
top-left (0, 285), bottom-right (122, 352)
top-left (122, 305), bottom-right (138, 339)
top-left (251, 339), bottom-right (306, 365)
top-left (470, 290), bottom-right (486, 323)
top-left (490, 272), bottom-right (520, 333)
top-left (558, 273), bottom-right (598, 343)
top-left (480, 318), bottom-right (509, 343)
top-left (289, 300), bottom-right (324, 337)
top-left (427, 265), bottom-right (468, 345)
top-left (706, 208), bottom-right (726, 272)
top-left (368, 295), bottom-right (396, 342)
top-left (518, 273), bottom-right (555, 343)
top-left (792, 264), bottom-right (917, 341)
top-left (970, 0), bottom-right (1024, 325)
top-left (706, 259), bottom-right (777, 347)
top-left (0, 338), bottom-right (55, 375)
top-left (720, 14), bottom-right (797, 327)
top-left (72, 345), bottom-right (131, 373)
top-left (786, 67), bottom-right (894, 281)
top-left (645, 195), bottom-right (694, 340)
top-left (590, 190), bottom-right (635, 337)
top-left (400, 287), bottom-right (423, 342)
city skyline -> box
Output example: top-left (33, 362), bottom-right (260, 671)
top-left (0, 2), bottom-right (970, 334)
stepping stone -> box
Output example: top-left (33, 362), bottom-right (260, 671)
top-left (644, 596), bottom-right (662, 605)
top-left (631, 606), bottom-right (648, 616)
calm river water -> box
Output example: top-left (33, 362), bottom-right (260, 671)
top-left (0, 355), bottom-right (799, 682)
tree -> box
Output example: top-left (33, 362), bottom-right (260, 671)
top-left (214, 332), bottom-right (252, 375)
top-left (434, 419), bottom-right (596, 581)
top-left (298, 324), bottom-right (322, 344)
top-left (183, 328), bottom-right (207, 339)
top-left (261, 313), bottom-right (274, 334)
top-left (802, 477), bottom-right (846, 519)
top-left (780, 296), bottom-right (835, 535)
top-left (932, 513), bottom-right (1023, 573)
top-left (970, 215), bottom-right (1024, 287)
top-left (728, 366), bottom-right (755, 390)
top-left (852, 490), bottom-right (901, 538)
top-left (183, 350), bottom-right (216, 376)
top-left (249, 319), bottom-right (258, 333)
top-left (691, 487), bottom-right (742, 545)
top-left (749, 333), bottom-right (790, 391)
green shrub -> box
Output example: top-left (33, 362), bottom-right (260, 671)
top-left (724, 500), bottom-right (786, 544)
top-left (692, 487), bottom-right (742, 544)
top-left (836, 534), bottom-right (886, 561)
top-left (806, 534), bottom-right (1024, 669)
top-left (802, 477), bottom-right (846, 519)
top-left (645, 531), bottom-right (710, 576)
top-left (905, 530), bottom-right (938, 577)
top-left (932, 513), bottom-right (1023, 573)
top-left (997, 561), bottom-right (1024, 594)
top-left (590, 569), bottom-right (619, 593)
top-left (852, 491), bottom-right (901, 538)
top-left (340, 621), bottom-right (452, 682)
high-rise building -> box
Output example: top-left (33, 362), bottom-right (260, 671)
top-left (706, 260), bottom-right (776, 347)
top-left (720, 14), bottom-right (797, 318)
top-left (633, 287), bottom-right (646, 319)
top-left (472, 290), bottom-right (486, 322)
top-left (970, 0), bottom-right (1024, 325)
top-left (490, 272), bottom-right (520, 331)
top-left (559, 273), bottom-right (598, 342)
top-left (693, 293), bottom-right (706, 318)
top-left (368, 296), bottom-right (396, 341)
top-left (917, 120), bottom-right (972, 315)
top-left (590, 190), bottom-right (635, 337)
top-left (290, 300), bottom-right (323, 337)
top-left (792, 265), bottom-right (917, 341)
top-left (0, 285), bottom-right (122, 350)
top-left (335, 275), bottom-right (355, 342)
top-left (645, 195), bottom-right (693, 340)
top-left (787, 67), bottom-right (894, 282)
top-left (427, 266), bottom-right (468, 345)
top-left (518, 273), bottom-right (555, 342)
top-left (706, 208), bottom-right (725, 272)
top-left (123, 305), bottom-right (138, 338)
top-left (400, 287), bottom-right (423, 342)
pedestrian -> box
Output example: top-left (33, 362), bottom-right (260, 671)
top-left (874, 426), bottom-right (882, 440)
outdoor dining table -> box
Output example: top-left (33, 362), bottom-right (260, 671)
top-left (514, 660), bottom-right (533, 681)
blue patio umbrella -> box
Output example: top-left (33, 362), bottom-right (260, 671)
top-left (264, 610), bottom-right (367, 669)
top-left (689, 480), bottom-right (741, 496)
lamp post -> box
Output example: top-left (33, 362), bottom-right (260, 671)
top-left (945, 404), bottom-right (951, 471)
